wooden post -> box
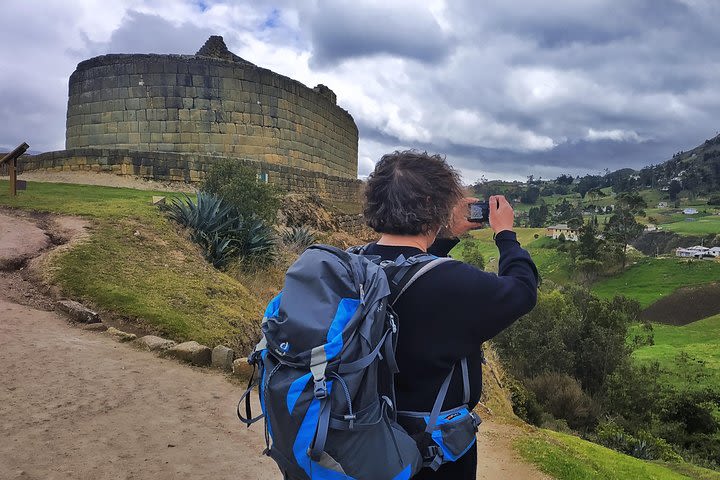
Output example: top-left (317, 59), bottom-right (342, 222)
top-left (1, 142), bottom-right (29, 196)
top-left (9, 158), bottom-right (16, 196)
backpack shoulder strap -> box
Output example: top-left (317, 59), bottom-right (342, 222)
top-left (346, 243), bottom-right (372, 255)
top-left (385, 255), bottom-right (455, 306)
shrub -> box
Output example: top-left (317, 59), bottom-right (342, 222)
top-left (201, 159), bottom-right (280, 223)
top-left (526, 372), bottom-right (600, 431)
top-left (595, 420), bottom-right (682, 462)
top-left (660, 390), bottom-right (719, 436)
top-left (506, 377), bottom-right (545, 426)
top-left (605, 361), bottom-right (663, 429)
top-left (461, 241), bottom-right (485, 270)
top-left (282, 225), bottom-right (317, 253)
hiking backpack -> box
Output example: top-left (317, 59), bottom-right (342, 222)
top-left (238, 244), bottom-right (482, 479)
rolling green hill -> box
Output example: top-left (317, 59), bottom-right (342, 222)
top-left (591, 257), bottom-right (720, 309)
top-left (631, 313), bottom-right (720, 391)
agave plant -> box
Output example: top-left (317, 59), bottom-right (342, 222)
top-left (238, 215), bottom-right (277, 264)
top-left (163, 192), bottom-right (277, 269)
top-left (631, 439), bottom-right (654, 460)
top-left (282, 225), bottom-right (316, 253)
top-left (197, 231), bottom-right (237, 269)
top-left (165, 192), bottom-right (237, 240)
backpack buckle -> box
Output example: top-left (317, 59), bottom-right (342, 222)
top-left (313, 378), bottom-right (328, 399)
top-left (470, 411), bottom-right (482, 429)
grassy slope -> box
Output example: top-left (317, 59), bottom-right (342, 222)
top-left (0, 180), bottom-right (262, 351)
top-left (517, 430), bottom-right (720, 480)
top-left (452, 227), bottom-right (572, 284)
top-left (630, 313), bottom-right (720, 390)
top-left (591, 257), bottom-right (720, 308)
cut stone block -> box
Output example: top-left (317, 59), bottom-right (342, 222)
top-left (211, 345), bottom-right (235, 371)
top-left (167, 341), bottom-right (212, 366)
top-left (136, 335), bottom-right (176, 352)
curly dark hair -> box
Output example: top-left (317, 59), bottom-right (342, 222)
top-left (363, 150), bottom-right (463, 235)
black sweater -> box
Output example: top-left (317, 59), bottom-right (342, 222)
top-left (363, 230), bottom-right (539, 412)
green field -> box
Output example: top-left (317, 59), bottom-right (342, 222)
top-left (0, 180), bottom-right (261, 351)
top-left (517, 430), bottom-right (720, 480)
top-left (631, 314), bottom-right (720, 390)
top-left (592, 257), bottom-right (720, 308)
top-left (662, 215), bottom-right (720, 235)
top-left (451, 227), bottom-right (572, 283)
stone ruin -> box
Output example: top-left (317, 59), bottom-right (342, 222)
top-left (20, 36), bottom-right (361, 201)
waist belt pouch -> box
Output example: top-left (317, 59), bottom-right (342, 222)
top-left (398, 406), bottom-right (481, 464)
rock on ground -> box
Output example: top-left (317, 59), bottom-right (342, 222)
top-left (166, 341), bottom-right (212, 366)
top-left (212, 345), bottom-right (235, 371)
top-left (233, 358), bottom-right (254, 379)
top-left (136, 335), bottom-right (176, 352)
top-left (56, 300), bottom-right (100, 323)
top-left (105, 327), bottom-right (137, 342)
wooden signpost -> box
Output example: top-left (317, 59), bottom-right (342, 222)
top-left (0, 142), bottom-right (29, 196)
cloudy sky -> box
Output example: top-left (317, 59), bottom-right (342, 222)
top-left (3, 0), bottom-right (720, 182)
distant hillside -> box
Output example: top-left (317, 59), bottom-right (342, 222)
top-left (471, 133), bottom-right (720, 205)
top-left (620, 133), bottom-right (720, 195)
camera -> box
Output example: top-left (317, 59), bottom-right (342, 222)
top-left (468, 201), bottom-right (489, 223)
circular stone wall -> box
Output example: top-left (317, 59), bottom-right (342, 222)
top-left (65, 41), bottom-right (358, 179)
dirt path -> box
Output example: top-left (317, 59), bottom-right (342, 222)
top-left (0, 211), bottom-right (550, 480)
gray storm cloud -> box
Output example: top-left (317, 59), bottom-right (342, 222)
top-left (2, 0), bottom-right (719, 181)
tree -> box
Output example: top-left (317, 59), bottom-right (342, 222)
top-left (576, 175), bottom-right (603, 198)
top-left (616, 192), bottom-right (647, 215)
top-left (567, 215), bottom-right (584, 230)
top-left (668, 179), bottom-right (682, 201)
top-left (201, 159), bottom-right (280, 223)
top-left (494, 287), bottom-right (640, 396)
top-left (572, 220), bottom-right (605, 283)
top-left (605, 214), bottom-right (643, 269)
top-left (577, 220), bottom-right (600, 259)
top-left (528, 204), bottom-right (549, 227)
top-left (553, 199), bottom-right (583, 223)
top-left (521, 185), bottom-right (541, 204)
top-left (604, 193), bottom-right (647, 269)
top-left (460, 241), bottom-right (485, 270)
top-left (556, 174), bottom-right (574, 186)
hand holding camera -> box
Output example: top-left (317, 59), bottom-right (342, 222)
top-left (468, 195), bottom-right (514, 234)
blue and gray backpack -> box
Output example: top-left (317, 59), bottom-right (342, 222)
top-left (238, 244), bottom-right (482, 479)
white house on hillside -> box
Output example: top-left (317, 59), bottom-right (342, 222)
top-left (546, 224), bottom-right (579, 242)
top-left (676, 245), bottom-right (716, 258)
